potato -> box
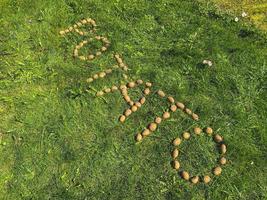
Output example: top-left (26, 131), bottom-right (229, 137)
top-left (163, 111), bottom-right (170, 119)
top-left (182, 132), bottom-right (190, 140)
top-left (168, 96), bottom-right (175, 103)
top-left (155, 117), bottom-right (162, 124)
top-left (176, 102), bottom-right (185, 110)
top-left (213, 166), bottom-right (222, 176)
top-left (173, 138), bottom-right (181, 146)
top-left (214, 134), bottom-right (223, 143)
top-left (185, 108), bottom-right (192, 115)
top-left (220, 144), bottom-right (227, 154)
top-left (140, 97), bottom-right (146, 104)
top-left (181, 171), bottom-right (190, 180)
top-left (149, 123), bottom-right (157, 131)
top-left (191, 176), bottom-right (199, 184)
top-left (124, 109), bottom-right (132, 116)
top-left (144, 88), bottom-right (150, 95)
top-left (131, 105), bottom-right (138, 112)
top-left (127, 82), bottom-right (135, 88)
top-left (135, 133), bottom-right (142, 142)
top-left (157, 90), bottom-right (165, 97)
top-left (173, 160), bottom-right (180, 170)
top-left (119, 115), bottom-right (126, 123)
top-left (194, 127), bottom-right (202, 135)
top-left (220, 157), bottom-right (227, 165)
top-left (142, 129), bottom-right (150, 136)
top-left (170, 105), bottom-right (177, 112)
top-left (145, 82), bottom-right (152, 87)
top-left (136, 79), bottom-right (143, 84)
top-left (172, 149), bottom-right (179, 159)
top-left (205, 127), bottom-right (213, 135)
top-left (203, 175), bottom-right (211, 184)
top-left (192, 113), bottom-right (199, 121)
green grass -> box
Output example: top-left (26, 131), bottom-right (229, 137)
top-left (209, 0), bottom-right (267, 31)
top-left (0, 0), bottom-right (267, 199)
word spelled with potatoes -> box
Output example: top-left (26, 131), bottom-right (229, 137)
top-left (59, 18), bottom-right (228, 185)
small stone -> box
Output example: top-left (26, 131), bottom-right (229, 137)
top-left (95, 35), bottom-right (101, 40)
top-left (168, 96), bottom-right (175, 103)
top-left (134, 102), bottom-right (142, 108)
top-left (155, 117), bottom-right (162, 124)
top-left (192, 113), bottom-right (199, 121)
top-left (176, 102), bottom-right (185, 110)
top-left (140, 97), bottom-right (146, 104)
top-left (172, 149), bottom-right (179, 159)
top-left (136, 79), bottom-right (143, 84)
top-left (205, 127), bottom-right (213, 135)
top-left (99, 72), bottom-right (106, 78)
top-left (182, 132), bottom-right (190, 140)
top-left (119, 115), bottom-right (126, 123)
top-left (203, 175), bottom-right (211, 184)
top-left (157, 90), bottom-right (165, 97)
top-left (170, 105), bottom-right (177, 112)
top-left (127, 82), bottom-right (135, 88)
top-left (181, 171), bottom-right (190, 180)
top-left (59, 30), bottom-right (65, 35)
top-left (131, 105), bottom-right (138, 112)
top-left (173, 160), bottom-right (180, 170)
top-left (194, 127), bottom-right (202, 135)
top-left (162, 112), bottom-right (170, 119)
top-left (185, 108), bottom-right (192, 115)
top-left (129, 101), bottom-right (134, 106)
top-left (220, 144), bottom-right (227, 154)
top-left (213, 166), bottom-right (222, 176)
top-left (241, 11), bottom-right (248, 18)
top-left (136, 133), bottom-right (142, 142)
top-left (124, 109), bottom-right (132, 117)
top-left (173, 138), bottom-right (181, 146)
top-left (144, 88), bottom-right (150, 95)
top-left (148, 123), bottom-right (157, 131)
top-left (191, 176), bottom-right (199, 184)
top-left (86, 78), bottom-right (94, 83)
top-left (220, 157), bottom-right (227, 165)
top-left (214, 134), bottom-right (223, 143)
top-left (145, 82), bottom-right (152, 87)
top-left (142, 129), bottom-right (150, 137)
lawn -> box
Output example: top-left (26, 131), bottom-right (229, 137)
top-left (0, 0), bottom-right (266, 199)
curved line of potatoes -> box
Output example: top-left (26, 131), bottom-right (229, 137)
top-left (172, 127), bottom-right (227, 184)
top-left (59, 18), bottom-right (227, 185)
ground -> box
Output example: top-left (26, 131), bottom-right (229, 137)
top-left (0, 0), bottom-right (266, 199)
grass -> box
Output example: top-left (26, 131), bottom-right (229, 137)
top-left (209, 0), bottom-right (267, 31)
top-left (0, 0), bottom-right (267, 199)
